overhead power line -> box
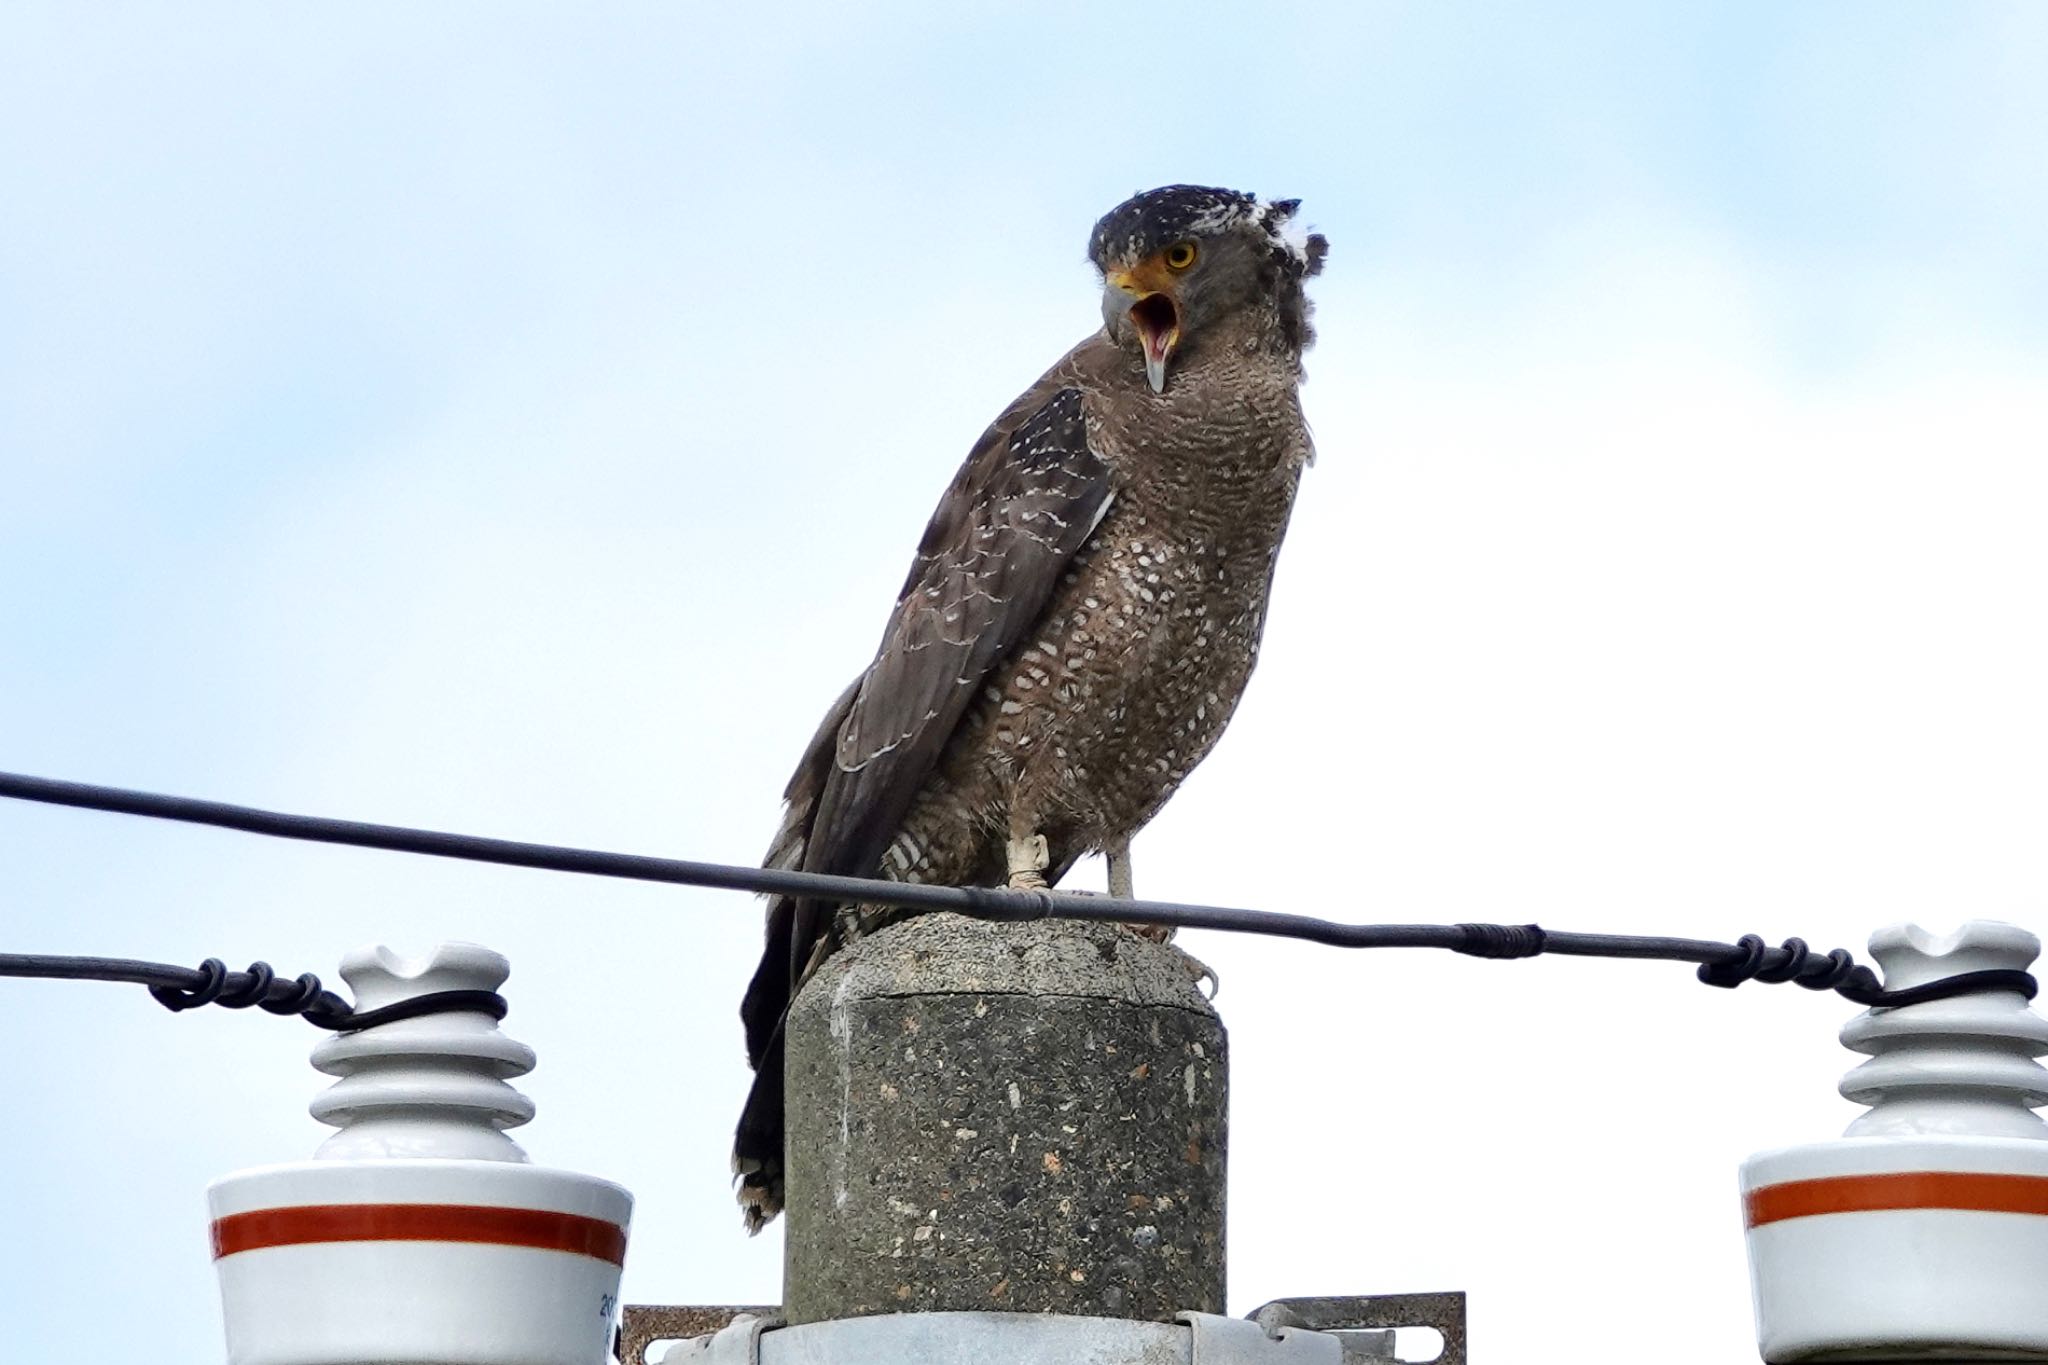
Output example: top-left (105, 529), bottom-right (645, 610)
top-left (0, 769), bottom-right (2033, 1018)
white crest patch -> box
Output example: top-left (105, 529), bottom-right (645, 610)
top-left (1256, 198), bottom-right (1315, 268)
top-left (1187, 198), bottom-right (1256, 237)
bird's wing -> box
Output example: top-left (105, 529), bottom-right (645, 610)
top-left (745, 361), bottom-right (1114, 1033)
top-left (823, 382), bottom-right (1105, 834)
top-left (818, 379), bottom-right (1114, 872)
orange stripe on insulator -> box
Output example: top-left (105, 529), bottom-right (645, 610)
top-left (210, 1203), bottom-right (627, 1265)
top-left (1746, 1171), bottom-right (2048, 1228)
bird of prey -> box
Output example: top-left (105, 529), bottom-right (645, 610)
top-left (734, 184), bottom-right (1328, 1231)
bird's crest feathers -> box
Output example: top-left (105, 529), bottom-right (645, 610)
top-left (1088, 184), bottom-right (1328, 280)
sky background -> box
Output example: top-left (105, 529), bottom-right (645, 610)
top-left (3, 3), bottom-right (2046, 1361)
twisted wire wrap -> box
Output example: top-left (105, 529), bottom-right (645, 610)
top-left (1454, 923), bottom-right (1548, 959)
top-left (215, 960), bottom-right (275, 1009)
top-left (149, 957), bottom-right (228, 1012)
top-left (133, 956), bottom-right (503, 1030)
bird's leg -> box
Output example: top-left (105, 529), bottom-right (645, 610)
top-left (1100, 835), bottom-right (1219, 996)
top-left (1005, 832), bottom-right (1050, 891)
top-left (1110, 834), bottom-right (1173, 944)
top-left (1105, 835), bottom-right (1135, 900)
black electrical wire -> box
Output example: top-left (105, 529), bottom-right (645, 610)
top-left (0, 949), bottom-right (505, 1030)
top-left (0, 768), bottom-right (2034, 1017)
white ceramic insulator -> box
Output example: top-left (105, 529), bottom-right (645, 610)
top-left (212, 940), bottom-right (630, 1364)
top-left (307, 942), bottom-right (538, 1162)
top-left (1840, 921), bottom-right (2048, 1139)
top-left (1743, 920), bottom-right (2048, 1362)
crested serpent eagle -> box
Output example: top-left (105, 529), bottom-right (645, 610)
top-left (734, 184), bottom-right (1329, 1231)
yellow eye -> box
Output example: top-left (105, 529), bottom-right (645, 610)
top-left (1163, 241), bottom-right (1198, 271)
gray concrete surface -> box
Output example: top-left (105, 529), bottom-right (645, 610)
top-left (781, 913), bottom-right (1227, 1324)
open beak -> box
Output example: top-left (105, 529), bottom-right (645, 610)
top-left (1105, 269), bottom-right (1180, 394)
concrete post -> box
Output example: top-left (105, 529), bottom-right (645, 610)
top-left (780, 913), bottom-right (1227, 1324)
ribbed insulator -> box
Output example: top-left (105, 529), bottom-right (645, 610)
top-left (1840, 921), bottom-right (2048, 1140)
top-left (308, 943), bottom-right (537, 1161)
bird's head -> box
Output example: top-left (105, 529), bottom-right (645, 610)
top-left (1088, 184), bottom-right (1328, 394)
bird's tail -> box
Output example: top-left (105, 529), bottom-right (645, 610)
top-left (735, 676), bottom-right (864, 1232)
top-left (734, 889), bottom-right (796, 1233)
top-left (732, 1007), bottom-right (787, 1234)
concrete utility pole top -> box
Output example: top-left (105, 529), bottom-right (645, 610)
top-left (780, 913), bottom-right (1227, 1325)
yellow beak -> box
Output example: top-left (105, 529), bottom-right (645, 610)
top-left (1103, 264), bottom-right (1181, 394)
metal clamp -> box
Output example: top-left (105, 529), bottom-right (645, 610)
top-left (1249, 1294), bottom-right (1464, 1365)
top-left (1182, 1311), bottom-right (1348, 1363)
top-left (618, 1305), bottom-right (776, 1365)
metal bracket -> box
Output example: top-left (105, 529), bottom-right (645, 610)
top-left (617, 1305), bottom-right (777, 1365)
top-left (1249, 1294), bottom-right (1465, 1365)
top-left (621, 1295), bottom-right (1462, 1365)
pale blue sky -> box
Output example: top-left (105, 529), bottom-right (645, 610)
top-left (4, 4), bottom-right (2046, 1362)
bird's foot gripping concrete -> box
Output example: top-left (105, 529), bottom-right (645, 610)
top-left (1182, 952), bottom-right (1221, 1000)
top-left (1005, 833), bottom-right (1050, 890)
